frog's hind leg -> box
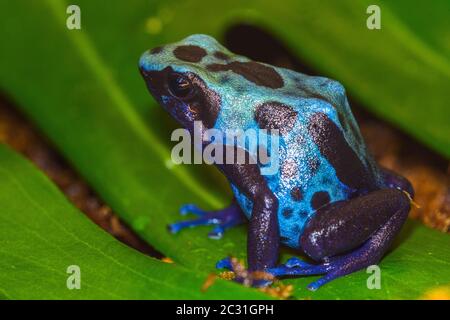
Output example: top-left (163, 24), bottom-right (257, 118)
top-left (269, 188), bottom-right (411, 290)
top-left (381, 167), bottom-right (414, 198)
top-left (168, 200), bottom-right (246, 239)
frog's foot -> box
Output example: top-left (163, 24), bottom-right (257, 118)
top-left (168, 202), bottom-right (245, 239)
top-left (267, 257), bottom-right (330, 291)
top-left (269, 196), bottom-right (409, 292)
top-left (216, 257), bottom-right (275, 287)
top-left (269, 244), bottom-right (383, 291)
top-left (278, 188), bottom-right (411, 291)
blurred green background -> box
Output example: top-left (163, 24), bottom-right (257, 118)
top-left (0, 0), bottom-right (449, 299)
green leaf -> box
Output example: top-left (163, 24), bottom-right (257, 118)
top-left (0, 0), bottom-right (449, 299)
top-left (0, 144), bottom-right (267, 299)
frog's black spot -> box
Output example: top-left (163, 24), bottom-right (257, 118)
top-left (291, 187), bottom-right (303, 202)
top-left (206, 61), bottom-right (284, 89)
top-left (206, 63), bottom-right (228, 72)
top-left (298, 210), bottom-right (308, 218)
top-left (173, 45), bottom-right (207, 63)
top-left (282, 208), bottom-right (293, 219)
top-left (307, 112), bottom-right (376, 190)
top-left (214, 51), bottom-right (230, 61)
top-left (254, 101), bottom-right (297, 135)
top-left (150, 46), bottom-right (163, 54)
top-left (308, 158), bottom-right (320, 175)
top-left (280, 236), bottom-right (290, 242)
top-left (311, 191), bottom-right (330, 210)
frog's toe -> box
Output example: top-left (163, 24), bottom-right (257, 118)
top-left (307, 275), bottom-right (334, 291)
top-left (208, 225), bottom-right (225, 239)
top-left (265, 256), bottom-right (324, 278)
top-left (179, 204), bottom-right (206, 216)
top-left (168, 202), bottom-right (245, 239)
top-left (216, 257), bottom-right (233, 270)
top-left (267, 263), bottom-right (328, 278)
top-left (284, 257), bottom-right (314, 268)
top-left (167, 214), bottom-right (214, 234)
top-left (304, 261), bottom-right (354, 291)
top-left (216, 257), bottom-right (275, 288)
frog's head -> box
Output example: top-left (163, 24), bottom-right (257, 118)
top-left (139, 34), bottom-right (230, 131)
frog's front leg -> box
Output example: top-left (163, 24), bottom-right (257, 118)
top-left (218, 161), bottom-right (280, 274)
top-left (269, 188), bottom-right (411, 290)
top-left (168, 200), bottom-right (245, 239)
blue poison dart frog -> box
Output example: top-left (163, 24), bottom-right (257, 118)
top-left (139, 34), bottom-right (414, 290)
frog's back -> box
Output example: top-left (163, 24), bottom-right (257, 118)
top-left (220, 67), bottom-right (384, 249)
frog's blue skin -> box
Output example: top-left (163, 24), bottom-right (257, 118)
top-left (139, 34), bottom-right (414, 290)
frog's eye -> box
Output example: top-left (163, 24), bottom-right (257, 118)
top-left (167, 73), bottom-right (194, 99)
